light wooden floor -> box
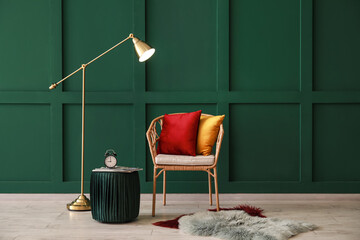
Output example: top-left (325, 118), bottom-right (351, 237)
top-left (0, 194), bottom-right (360, 240)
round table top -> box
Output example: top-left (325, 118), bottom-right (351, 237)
top-left (92, 166), bottom-right (142, 173)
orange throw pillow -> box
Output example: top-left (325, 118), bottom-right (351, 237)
top-left (196, 115), bottom-right (225, 156)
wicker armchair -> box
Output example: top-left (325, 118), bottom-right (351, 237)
top-left (146, 113), bottom-right (224, 217)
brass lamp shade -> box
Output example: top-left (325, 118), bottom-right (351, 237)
top-left (132, 37), bottom-right (155, 62)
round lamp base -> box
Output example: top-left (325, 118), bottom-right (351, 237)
top-left (67, 194), bottom-right (91, 211)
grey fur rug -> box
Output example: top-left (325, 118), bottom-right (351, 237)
top-left (178, 210), bottom-right (317, 240)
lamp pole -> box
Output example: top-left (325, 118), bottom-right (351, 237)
top-left (81, 64), bottom-right (86, 198)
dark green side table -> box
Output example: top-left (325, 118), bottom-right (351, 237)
top-left (90, 168), bottom-right (140, 223)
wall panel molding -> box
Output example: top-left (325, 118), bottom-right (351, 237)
top-left (0, 0), bottom-right (359, 193)
top-left (229, 103), bottom-right (300, 182)
top-left (0, 104), bottom-right (51, 182)
top-left (229, 0), bottom-right (301, 91)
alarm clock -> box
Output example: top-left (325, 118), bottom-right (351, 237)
top-left (104, 149), bottom-right (117, 168)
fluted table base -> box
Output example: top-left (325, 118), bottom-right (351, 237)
top-left (90, 171), bottom-right (140, 223)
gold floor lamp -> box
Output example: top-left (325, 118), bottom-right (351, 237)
top-left (49, 33), bottom-right (155, 211)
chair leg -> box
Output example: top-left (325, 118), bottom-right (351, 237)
top-left (152, 167), bottom-right (157, 217)
top-left (163, 170), bottom-right (166, 206)
top-left (208, 171), bottom-right (212, 206)
top-left (213, 168), bottom-right (220, 211)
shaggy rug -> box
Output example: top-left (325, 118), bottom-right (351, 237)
top-left (179, 210), bottom-right (317, 240)
top-left (153, 204), bottom-right (266, 229)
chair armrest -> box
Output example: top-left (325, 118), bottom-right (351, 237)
top-left (146, 116), bottom-right (163, 165)
top-left (212, 124), bottom-right (224, 167)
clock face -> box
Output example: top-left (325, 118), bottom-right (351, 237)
top-left (104, 156), bottom-right (117, 168)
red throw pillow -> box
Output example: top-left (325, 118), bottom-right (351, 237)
top-left (157, 110), bottom-right (202, 156)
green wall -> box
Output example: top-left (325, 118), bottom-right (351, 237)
top-left (1, 0), bottom-right (360, 193)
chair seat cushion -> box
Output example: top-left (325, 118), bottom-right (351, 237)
top-left (155, 154), bottom-right (215, 166)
